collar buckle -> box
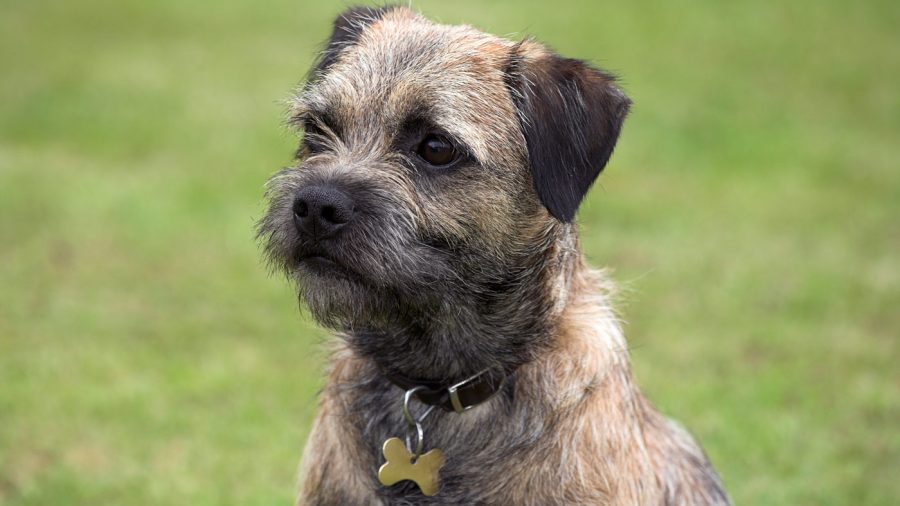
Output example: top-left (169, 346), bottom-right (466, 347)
top-left (447, 366), bottom-right (507, 413)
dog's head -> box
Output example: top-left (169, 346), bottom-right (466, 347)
top-left (259, 6), bottom-right (629, 376)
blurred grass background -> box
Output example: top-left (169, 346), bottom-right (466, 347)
top-left (0, 0), bottom-right (897, 504)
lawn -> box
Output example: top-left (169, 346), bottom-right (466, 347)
top-left (0, 0), bottom-right (897, 504)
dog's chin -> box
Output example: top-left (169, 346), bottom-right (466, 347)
top-left (294, 257), bottom-right (400, 329)
top-left (289, 238), bottom-right (454, 326)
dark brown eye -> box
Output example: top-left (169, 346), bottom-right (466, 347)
top-left (416, 134), bottom-right (457, 166)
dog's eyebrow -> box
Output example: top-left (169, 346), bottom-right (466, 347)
top-left (289, 107), bottom-right (341, 137)
top-left (396, 106), bottom-right (433, 133)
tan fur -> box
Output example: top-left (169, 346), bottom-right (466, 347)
top-left (296, 348), bottom-right (375, 506)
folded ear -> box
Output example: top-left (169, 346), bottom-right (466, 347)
top-left (505, 42), bottom-right (631, 222)
top-left (312, 5), bottom-right (399, 76)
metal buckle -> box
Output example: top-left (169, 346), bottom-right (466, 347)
top-left (447, 366), bottom-right (506, 414)
top-left (447, 382), bottom-right (469, 413)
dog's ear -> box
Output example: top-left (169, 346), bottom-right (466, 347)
top-left (312, 5), bottom-right (399, 76)
top-left (505, 42), bottom-right (631, 222)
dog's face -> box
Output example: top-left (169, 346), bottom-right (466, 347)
top-left (259, 6), bottom-right (629, 375)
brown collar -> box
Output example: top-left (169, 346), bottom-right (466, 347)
top-left (383, 367), bottom-right (510, 413)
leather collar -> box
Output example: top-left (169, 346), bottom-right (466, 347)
top-left (384, 367), bottom-right (510, 413)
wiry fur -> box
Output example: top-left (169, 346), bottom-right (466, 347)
top-left (258, 6), bottom-right (729, 505)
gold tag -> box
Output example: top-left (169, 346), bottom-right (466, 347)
top-left (377, 437), bottom-right (445, 496)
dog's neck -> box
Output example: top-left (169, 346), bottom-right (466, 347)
top-left (323, 257), bottom-right (632, 452)
top-left (343, 222), bottom-right (582, 384)
top-left (313, 250), bottom-right (642, 503)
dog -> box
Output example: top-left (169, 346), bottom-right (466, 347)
top-left (258, 6), bottom-right (730, 505)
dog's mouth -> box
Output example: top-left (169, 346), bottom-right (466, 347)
top-left (300, 253), bottom-right (339, 270)
top-left (296, 247), bottom-right (364, 282)
top-left (299, 251), bottom-right (346, 273)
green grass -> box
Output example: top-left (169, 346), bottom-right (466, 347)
top-left (1, 0), bottom-right (897, 504)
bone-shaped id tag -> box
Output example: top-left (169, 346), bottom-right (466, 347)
top-left (378, 437), bottom-right (445, 496)
top-left (378, 387), bottom-right (445, 496)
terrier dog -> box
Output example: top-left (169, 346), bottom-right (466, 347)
top-left (259, 6), bottom-right (730, 505)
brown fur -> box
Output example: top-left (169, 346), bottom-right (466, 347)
top-left (258, 6), bottom-right (729, 505)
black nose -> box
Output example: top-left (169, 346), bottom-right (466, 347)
top-left (292, 185), bottom-right (355, 239)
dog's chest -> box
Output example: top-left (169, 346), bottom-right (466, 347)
top-left (351, 392), bottom-right (550, 504)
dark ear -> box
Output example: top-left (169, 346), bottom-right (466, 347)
top-left (505, 43), bottom-right (631, 222)
top-left (311, 5), bottom-right (398, 76)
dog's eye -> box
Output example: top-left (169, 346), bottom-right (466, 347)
top-left (302, 120), bottom-right (328, 154)
top-left (416, 134), bottom-right (457, 167)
